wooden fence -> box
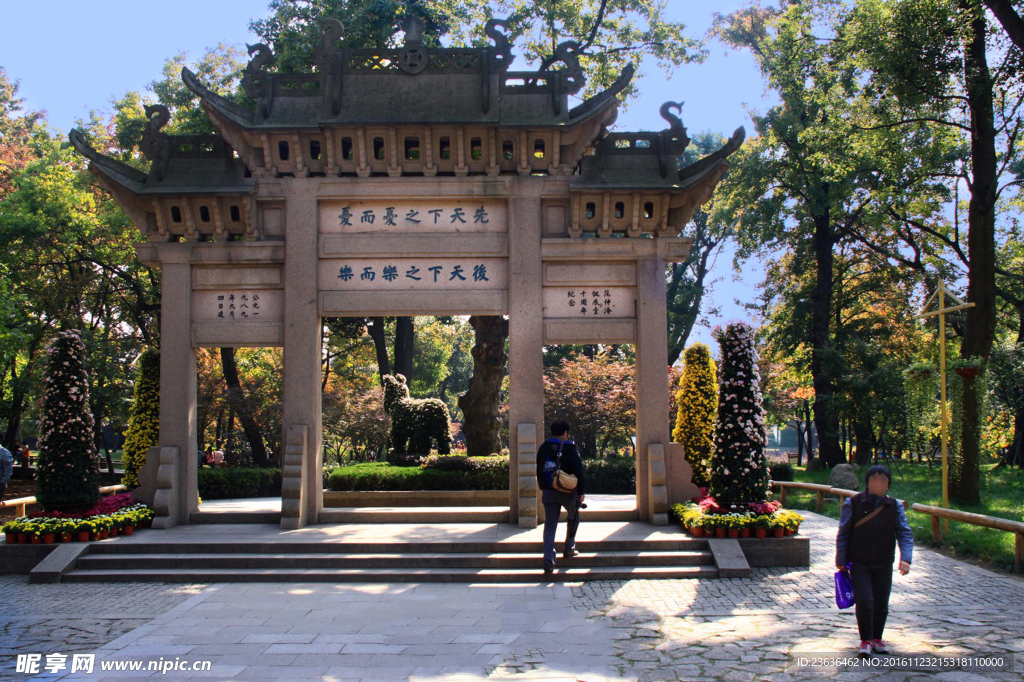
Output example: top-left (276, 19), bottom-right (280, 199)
top-left (771, 480), bottom-right (1024, 572)
top-left (0, 485), bottom-right (126, 517)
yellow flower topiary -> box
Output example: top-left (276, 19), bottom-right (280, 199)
top-left (672, 343), bottom-right (717, 487)
top-left (121, 350), bottom-right (160, 489)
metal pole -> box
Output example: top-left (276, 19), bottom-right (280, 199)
top-left (939, 284), bottom-right (949, 537)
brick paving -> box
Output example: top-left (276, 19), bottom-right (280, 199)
top-left (2, 511), bottom-right (1022, 681)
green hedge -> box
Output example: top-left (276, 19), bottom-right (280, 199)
top-left (328, 461), bottom-right (507, 491)
top-left (769, 462), bottom-right (795, 482)
top-left (326, 456), bottom-right (637, 494)
top-left (198, 467), bottom-right (282, 499)
top-left (583, 458), bottom-right (636, 494)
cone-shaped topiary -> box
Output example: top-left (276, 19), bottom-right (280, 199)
top-left (672, 343), bottom-right (718, 487)
top-left (709, 322), bottom-right (770, 506)
top-left (35, 329), bottom-right (101, 510)
top-left (122, 349), bottom-right (160, 489)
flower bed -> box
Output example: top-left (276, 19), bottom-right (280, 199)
top-left (671, 496), bottom-right (803, 539)
top-left (1, 493), bottom-right (154, 544)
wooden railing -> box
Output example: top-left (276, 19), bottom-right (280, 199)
top-left (771, 480), bottom-right (1024, 572)
top-left (0, 485), bottom-right (126, 517)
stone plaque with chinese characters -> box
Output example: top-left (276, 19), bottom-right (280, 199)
top-left (192, 290), bottom-right (283, 323)
top-left (319, 258), bottom-right (508, 291)
top-left (542, 286), bottom-right (636, 318)
top-left (319, 201), bottom-right (506, 233)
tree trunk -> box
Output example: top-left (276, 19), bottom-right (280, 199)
top-left (803, 399), bottom-right (815, 461)
top-left (393, 317), bottom-right (414, 382)
top-left (854, 421), bottom-right (874, 467)
top-left (810, 210), bottom-right (843, 466)
top-left (954, 1), bottom-right (997, 504)
top-left (219, 347), bottom-right (271, 467)
top-left (367, 316), bottom-right (391, 383)
top-left (457, 316), bottom-right (509, 456)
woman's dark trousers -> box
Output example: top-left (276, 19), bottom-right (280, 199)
top-left (849, 562), bottom-right (893, 641)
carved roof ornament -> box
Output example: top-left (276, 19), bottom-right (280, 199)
top-left (398, 15), bottom-right (429, 74)
top-left (140, 105), bottom-right (171, 181)
top-left (314, 18), bottom-right (344, 72)
top-left (484, 18), bottom-right (514, 71)
top-left (550, 41), bottom-right (586, 96)
top-left (659, 101), bottom-right (691, 151)
top-left (657, 101), bottom-right (690, 179)
top-left (240, 43), bottom-right (274, 99)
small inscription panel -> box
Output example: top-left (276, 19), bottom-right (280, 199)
top-left (319, 201), bottom-right (506, 233)
top-left (319, 258), bottom-right (508, 291)
top-left (192, 290), bottom-right (283, 323)
top-left (542, 286), bottom-right (636, 318)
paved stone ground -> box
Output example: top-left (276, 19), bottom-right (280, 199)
top-left (2, 511), bottom-right (1023, 681)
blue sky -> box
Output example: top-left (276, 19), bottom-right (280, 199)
top-left (1, 0), bottom-right (775, 351)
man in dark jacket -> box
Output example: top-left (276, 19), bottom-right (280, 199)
top-left (536, 420), bottom-right (585, 574)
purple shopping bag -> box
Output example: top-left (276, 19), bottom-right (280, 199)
top-left (835, 564), bottom-right (855, 609)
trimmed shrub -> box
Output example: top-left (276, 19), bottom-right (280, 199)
top-left (672, 343), bottom-right (717, 487)
top-left (326, 457), bottom-right (638, 494)
top-left (36, 330), bottom-right (100, 510)
top-left (768, 461), bottom-right (794, 482)
top-left (582, 458), bottom-right (636, 494)
top-left (121, 349), bottom-right (159, 489)
top-left (328, 461), bottom-right (507, 491)
top-left (198, 467), bottom-right (282, 499)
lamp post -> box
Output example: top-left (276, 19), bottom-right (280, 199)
top-left (915, 280), bottom-right (974, 537)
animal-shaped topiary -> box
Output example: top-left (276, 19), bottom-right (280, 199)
top-left (382, 374), bottom-right (452, 464)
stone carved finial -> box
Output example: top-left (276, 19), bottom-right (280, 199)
top-left (484, 18), bottom-right (514, 70)
top-left (660, 101), bottom-right (691, 149)
top-left (398, 15), bottom-right (429, 74)
top-left (402, 15), bottom-right (425, 45)
top-left (141, 105), bottom-right (172, 181)
top-left (241, 43), bottom-right (274, 98)
top-left (551, 41), bottom-right (586, 95)
top-left (315, 18), bottom-right (345, 71)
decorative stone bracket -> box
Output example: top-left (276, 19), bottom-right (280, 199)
top-left (281, 424), bottom-right (307, 529)
top-left (517, 422), bottom-right (538, 528)
top-left (648, 443), bottom-right (669, 525)
top-left (134, 446), bottom-right (181, 529)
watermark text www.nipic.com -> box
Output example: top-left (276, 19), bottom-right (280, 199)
top-left (16, 653), bottom-right (213, 675)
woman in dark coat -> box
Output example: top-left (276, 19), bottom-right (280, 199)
top-left (835, 465), bottom-right (914, 657)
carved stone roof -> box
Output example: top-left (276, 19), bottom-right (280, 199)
top-left (182, 16), bottom-right (630, 131)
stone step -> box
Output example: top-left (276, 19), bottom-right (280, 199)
top-left (74, 550), bottom-right (714, 570)
top-left (190, 511), bottom-right (281, 524)
top-left (318, 507), bottom-right (512, 524)
top-left (62, 564), bottom-right (719, 583)
top-left (88, 538), bottom-right (709, 555)
top-left (316, 507), bottom-right (638, 524)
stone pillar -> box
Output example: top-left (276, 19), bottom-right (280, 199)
top-left (156, 244), bottom-right (198, 527)
top-left (507, 179), bottom-right (545, 527)
top-left (280, 181), bottom-right (323, 529)
top-left (635, 255), bottom-right (671, 524)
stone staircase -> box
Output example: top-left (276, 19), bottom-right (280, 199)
top-left (60, 536), bottom-right (719, 583)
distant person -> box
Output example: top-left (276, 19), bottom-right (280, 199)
top-left (836, 464), bottom-right (914, 657)
top-left (0, 444), bottom-right (13, 502)
top-left (20, 444), bottom-right (30, 469)
top-left (536, 420), bottom-right (585, 575)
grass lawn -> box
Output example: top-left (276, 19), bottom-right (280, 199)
top-left (781, 460), bottom-right (1024, 573)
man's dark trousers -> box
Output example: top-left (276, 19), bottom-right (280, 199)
top-left (542, 488), bottom-right (580, 567)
